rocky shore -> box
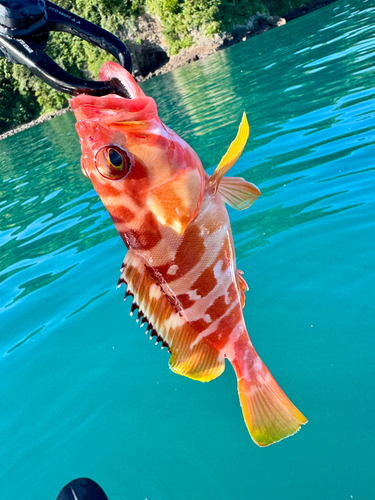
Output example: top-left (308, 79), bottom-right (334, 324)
top-left (128, 12), bottom-right (286, 81)
top-left (0, 107), bottom-right (71, 141)
top-left (0, 0), bottom-right (337, 141)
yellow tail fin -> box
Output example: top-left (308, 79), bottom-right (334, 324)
top-left (233, 348), bottom-right (307, 446)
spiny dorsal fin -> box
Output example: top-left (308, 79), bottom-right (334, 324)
top-left (218, 176), bottom-right (261, 211)
top-left (119, 250), bottom-right (225, 382)
top-left (207, 112), bottom-right (250, 192)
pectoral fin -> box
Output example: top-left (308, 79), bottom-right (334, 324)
top-left (218, 176), bottom-right (261, 210)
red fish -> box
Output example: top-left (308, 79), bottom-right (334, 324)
top-left (71, 61), bottom-right (307, 446)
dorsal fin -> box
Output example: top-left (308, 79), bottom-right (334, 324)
top-left (207, 112), bottom-right (250, 192)
top-left (119, 250), bottom-right (225, 382)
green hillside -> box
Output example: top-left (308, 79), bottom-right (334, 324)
top-left (0, 0), bottom-right (328, 134)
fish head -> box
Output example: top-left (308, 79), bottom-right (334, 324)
top-left (70, 62), bottom-right (206, 236)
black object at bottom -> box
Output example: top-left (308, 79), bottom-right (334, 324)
top-left (57, 478), bottom-right (109, 500)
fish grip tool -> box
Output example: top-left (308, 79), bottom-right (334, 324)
top-left (0, 0), bottom-right (132, 97)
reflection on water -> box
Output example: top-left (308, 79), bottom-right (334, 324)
top-left (1, 1), bottom-right (375, 499)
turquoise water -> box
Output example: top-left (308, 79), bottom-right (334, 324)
top-left (1, 0), bottom-right (374, 498)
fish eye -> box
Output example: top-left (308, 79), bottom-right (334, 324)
top-left (108, 148), bottom-right (123, 168)
top-left (95, 146), bottom-right (130, 180)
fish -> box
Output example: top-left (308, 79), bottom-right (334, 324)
top-left (71, 61), bottom-right (307, 446)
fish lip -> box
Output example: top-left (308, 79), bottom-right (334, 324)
top-left (70, 62), bottom-right (155, 122)
top-left (70, 62), bottom-right (145, 108)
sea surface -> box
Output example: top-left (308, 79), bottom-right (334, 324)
top-left (1, 0), bottom-right (374, 498)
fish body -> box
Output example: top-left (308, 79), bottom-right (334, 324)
top-left (71, 62), bottom-right (307, 446)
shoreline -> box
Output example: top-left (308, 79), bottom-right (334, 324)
top-left (0, 0), bottom-right (337, 142)
top-left (0, 107), bottom-right (72, 141)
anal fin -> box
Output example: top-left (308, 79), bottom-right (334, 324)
top-left (119, 250), bottom-right (225, 382)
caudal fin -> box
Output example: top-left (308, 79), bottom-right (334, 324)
top-left (233, 349), bottom-right (307, 446)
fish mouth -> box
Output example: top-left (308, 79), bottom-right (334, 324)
top-left (99, 61), bottom-right (146, 100)
top-left (108, 77), bottom-right (133, 99)
top-left (70, 62), bottom-right (154, 121)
